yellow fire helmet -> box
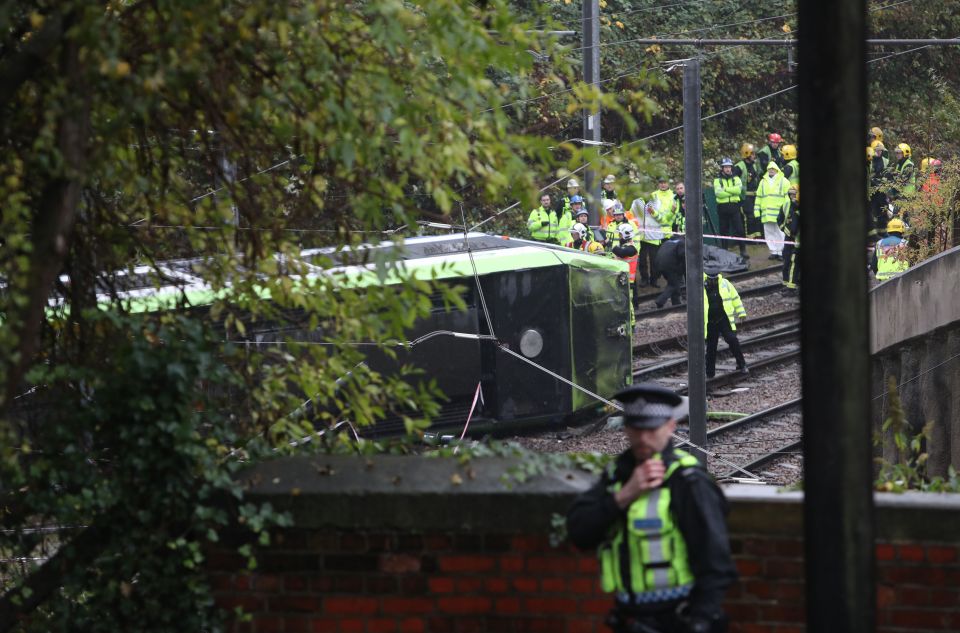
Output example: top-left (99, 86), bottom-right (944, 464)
top-left (887, 218), bottom-right (906, 234)
top-left (740, 143), bottom-right (755, 159)
top-left (782, 144), bottom-right (797, 160)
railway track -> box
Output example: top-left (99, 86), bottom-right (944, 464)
top-left (633, 308), bottom-right (798, 357)
top-left (634, 265), bottom-right (784, 318)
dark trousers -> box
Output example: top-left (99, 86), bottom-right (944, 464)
top-left (705, 316), bottom-right (746, 376)
top-left (782, 244), bottom-right (799, 288)
top-left (742, 196), bottom-right (762, 237)
top-left (655, 270), bottom-right (683, 307)
top-left (608, 606), bottom-right (728, 633)
top-left (717, 203), bottom-right (746, 252)
top-left (638, 241), bottom-right (660, 285)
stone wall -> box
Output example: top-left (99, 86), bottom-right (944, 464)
top-left (207, 456), bottom-right (960, 633)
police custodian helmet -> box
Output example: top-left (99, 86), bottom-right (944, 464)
top-left (613, 383), bottom-right (689, 429)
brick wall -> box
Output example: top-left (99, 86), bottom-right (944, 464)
top-left (208, 456), bottom-right (960, 633)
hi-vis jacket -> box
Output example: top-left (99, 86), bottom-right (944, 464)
top-left (755, 163), bottom-right (790, 223)
top-left (702, 274), bottom-right (747, 334)
top-left (527, 206), bottom-right (559, 242)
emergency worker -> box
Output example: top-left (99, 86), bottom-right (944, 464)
top-left (566, 383), bottom-right (736, 633)
top-left (756, 132), bottom-right (784, 172)
top-left (713, 158), bottom-right (745, 257)
top-left (781, 145), bottom-right (799, 186)
top-left (872, 218), bottom-right (909, 281)
top-left (556, 178), bottom-right (582, 217)
top-left (733, 143), bottom-right (762, 238)
top-left (602, 197), bottom-right (635, 230)
top-left (569, 222), bottom-right (605, 254)
top-left (672, 182), bottom-right (687, 235)
top-left (603, 174), bottom-right (619, 200)
top-left (703, 269), bottom-right (748, 379)
top-left (527, 193), bottom-right (559, 243)
top-left (890, 143), bottom-right (916, 197)
top-left (868, 127), bottom-right (884, 151)
top-left (609, 221), bottom-right (641, 287)
top-left (778, 185), bottom-right (801, 293)
top-left (755, 162), bottom-right (790, 259)
top-left (631, 198), bottom-right (666, 288)
top-left (651, 177), bottom-right (677, 238)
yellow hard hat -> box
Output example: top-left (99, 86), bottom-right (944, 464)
top-left (782, 144), bottom-right (797, 160)
top-left (870, 127), bottom-right (884, 142)
top-left (896, 143), bottom-right (911, 158)
top-left (886, 218), bottom-right (905, 234)
top-left (867, 146), bottom-right (875, 162)
top-left (788, 184), bottom-right (799, 202)
top-left (740, 143), bottom-right (755, 159)
top-left (920, 157), bottom-right (931, 172)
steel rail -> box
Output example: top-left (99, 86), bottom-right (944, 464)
top-left (633, 264), bottom-right (781, 302)
top-left (636, 280), bottom-right (785, 318)
top-left (632, 308), bottom-right (799, 356)
top-left (718, 439), bottom-right (803, 481)
top-left (707, 398), bottom-right (802, 440)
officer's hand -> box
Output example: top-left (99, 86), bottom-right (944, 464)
top-left (541, 221), bottom-right (550, 227)
top-left (615, 460), bottom-right (666, 508)
top-left (679, 615), bottom-right (712, 633)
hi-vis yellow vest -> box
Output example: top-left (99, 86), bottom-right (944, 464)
top-left (599, 451), bottom-right (699, 598)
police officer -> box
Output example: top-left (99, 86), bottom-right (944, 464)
top-left (703, 269), bottom-right (748, 378)
top-left (713, 158), bottom-right (745, 258)
top-left (527, 193), bottom-right (559, 243)
top-left (567, 384), bottom-right (736, 633)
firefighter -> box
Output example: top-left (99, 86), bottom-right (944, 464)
top-left (778, 185), bottom-right (801, 294)
top-left (781, 145), bottom-right (799, 186)
top-left (569, 222), bottom-right (605, 254)
top-left (703, 269), bottom-right (748, 378)
top-left (733, 143), bottom-right (762, 239)
top-left (871, 218), bottom-right (909, 281)
top-left (755, 162), bottom-right (790, 259)
top-left (890, 143), bottom-right (916, 198)
top-left (566, 383), bottom-right (736, 633)
top-left (526, 193), bottom-right (559, 243)
top-left (756, 132), bottom-right (785, 172)
top-left (555, 178), bottom-right (582, 217)
top-left (713, 158), bottom-right (746, 258)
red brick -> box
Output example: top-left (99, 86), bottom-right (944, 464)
top-left (776, 582), bottom-right (804, 602)
top-left (744, 581), bottom-right (775, 600)
top-left (495, 597), bottom-right (521, 614)
top-left (381, 598), bottom-right (434, 614)
top-left (512, 578), bottom-right (538, 592)
top-left (437, 556), bottom-right (495, 573)
top-left (774, 539), bottom-right (803, 557)
top-left (437, 597), bottom-right (492, 614)
top-left (889, 609), bottom-right (953, 629)
top-left (217, 595), bottom-right (265, 613)
top-left (524, 598), bottom-right (577, 614)
top-left (452, 617), bottom-right (486, 633)
top-left (758, 605), bottom-right (804, 622)
top-left (901, 586), bottom-right (931, 606)
top-left (454, 578), bottom-right (483, 593)
top-left (426, 616), bottom-right (454, 633)
top-left (380, 554), bottom-right (421, 574)
top-left (484, 578), bottom-right (509, 593)
top-left (876, 543), bottom-right (896, 561)
top-left (495, 556), bottom-right (522, 573)
top-left (428, 577), bottom-right (455, 593)
top-left (399, 618), bottom-right (426, 633)
top-left (898, 544), bottom-right (925, 562)
top-left (252, 616), bottom-right (283, 632)
top-left (511, 535), bottom-right (550, 551)
top-left (929, 588), bottom-right (960, 607)
top-left (423, 535), bottom-right (452, 551)
top-left (401, 576), bottom-right (427, 595)
top-left (285, 576), bottom-right (309, 592)
top-left (743, 539), bottom-right (778, 556)
top-left (285, 617), bottom-right (310, 633)
top-left (268, 595), bottom-right (321, 612)
top-left (340, 620), bottom-right (364, 633)
top-left (526, 557), bottom-right (578, 573)
top-left (254, 575), bottom-right (283, 592)
top-left (310, 619), bottom-right (338, 633)
top-left (367, 576), bottom-right (400, 594)
top-left (567, 619), bottom-right (597, 633)
top-left (927, 546), bottom-right (958, 564)
top-left (568, 578), bottom-right (595, 594)
top-left (323, 597), bottom-right (378, 615)
top-left (339, 534), bottom-right (367, 552)
top-left (368, 619), bottom-right (397, 633)
top-left (877, 584), bottom-right (896, 609)
top-left (540, 577), bottom-right (565, 592)
top-left (735, 558), bottom-right (762, 577)
top-left (577, 558), bottom-right (599, 574)
top-left (765, 559), bottom-right (803, 577)
top-left (881, 566), bottom-right (946, 585)
top-left (580, 598), bottom-right (612, 615)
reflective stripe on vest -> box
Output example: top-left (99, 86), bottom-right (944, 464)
top-left (599, 450), bottom-right (699, 597)
top-left (787, 160), bottom-right (799, 185)
top-left (876, 243), bottom-right (909, 280)
top-left (713, 176), bottom-right (742, 204)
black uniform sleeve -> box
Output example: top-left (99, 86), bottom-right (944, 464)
top-left (566, 472), bottom-right (623, 550)
top-left (670, 468), bottom-right (737, 619)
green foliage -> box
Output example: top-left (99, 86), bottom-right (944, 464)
top-left (874, 376), bottom-right (960, 493)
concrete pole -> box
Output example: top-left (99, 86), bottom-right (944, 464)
top-left (682, 58), bottom-right (706, 464)
top-left (798, 1), bottom-right (875, 631)
top-left (582, 0), bottom-right (601, 225)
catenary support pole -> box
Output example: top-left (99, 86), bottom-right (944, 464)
top-left (799, 1), bottom-right (875, 631)
top-left (682, 57), bottom-right (706, 464)
top-left (582, 0), bottom-right (601, 225)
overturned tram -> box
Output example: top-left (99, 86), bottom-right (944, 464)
top-left (299, 233), bottom-right (634, 436)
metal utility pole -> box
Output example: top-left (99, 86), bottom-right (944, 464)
top-left (682, 57), bottom-right (706, 464)
top-left (799, 1), bottom-right (875, 631)
top-left (582, 0), bottom-right (601, 225)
